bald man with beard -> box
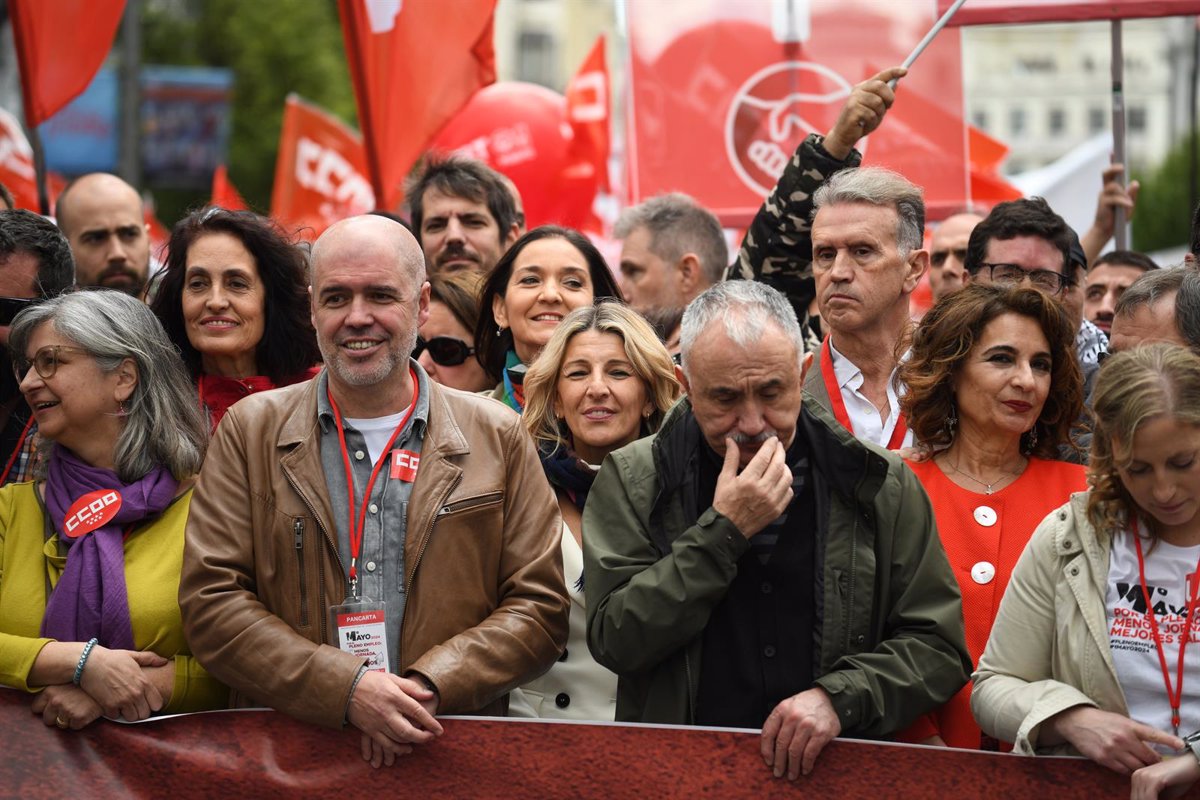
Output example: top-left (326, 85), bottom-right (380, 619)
top-left (55, 173), bottom-right (150, 296)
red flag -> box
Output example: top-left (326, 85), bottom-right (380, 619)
top-left (270, 95), bottom-right (375, 240)
top-left (211, 165), bottom-right (248, 211)
top-left (566, 36), bottom-right (611, 194)
top-left (625, 4), bottom-right (966, 227)
top-left (940, 0), bottom-right (1200, 25)
top-left (0, 107), bottom-right (38, 210)
top-left (968, 126), bottom-right (1023, 207)
top-left (8, 0), bottom-right (126, 126)
top-left (338, 0), bottom-right (497, 211)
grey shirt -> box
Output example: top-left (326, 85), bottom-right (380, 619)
top-left (317, 363), bottom-right (430, 672)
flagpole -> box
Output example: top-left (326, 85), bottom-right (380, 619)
top-left (1111, 20), bottom-right (1129, 250)
top-left (889, 0), bottom-right (968, 89)
top-left (27, 125), bottom-right (49, 216)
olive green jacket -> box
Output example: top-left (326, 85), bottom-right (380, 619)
top-left (582, 396), bottom-right (970, 736)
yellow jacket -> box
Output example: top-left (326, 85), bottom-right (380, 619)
top-left (0, 481), bottom-right (225, 713)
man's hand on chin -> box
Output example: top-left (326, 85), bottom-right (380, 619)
top-left (760, 687), bottom-right (841, 780)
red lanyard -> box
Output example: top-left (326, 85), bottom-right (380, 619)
top-left (0, 413), bottom-right (35, 485)
top-left (1133, 519), bottom-right (1200, 736)
top-left (327, 367), bottom-right (419, 596)
top-left (820, 337), bottom-right (908, 450)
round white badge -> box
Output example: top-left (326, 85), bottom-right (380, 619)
top-left (971, 561), bottom-right (996, 585)
top-left (973, 505), bottom-right (998, 527)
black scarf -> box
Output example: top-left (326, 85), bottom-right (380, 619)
top-left (539, 442), bottom-right (597, 511)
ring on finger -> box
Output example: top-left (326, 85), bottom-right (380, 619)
top-left (55, 715), bottom-right (69, 729)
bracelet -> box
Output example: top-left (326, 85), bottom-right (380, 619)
top-left (73, 638), bottom-right (98, 686)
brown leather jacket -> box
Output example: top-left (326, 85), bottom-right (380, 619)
top-left (179, 373), bottom-right (568, 728)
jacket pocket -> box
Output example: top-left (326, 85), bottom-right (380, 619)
top-left (293, 518), bottom-right (309, 628)
top-left (437, 491), bottom-right (504, 518)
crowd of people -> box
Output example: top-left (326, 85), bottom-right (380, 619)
top-left (3, 63), bottom-right (1200, 798)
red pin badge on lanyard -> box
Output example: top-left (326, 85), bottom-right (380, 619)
top-left (62, 490), bottom-right (123, 538)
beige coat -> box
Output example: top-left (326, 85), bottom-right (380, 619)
top-left (971, 492), bottom-right (1128, 754)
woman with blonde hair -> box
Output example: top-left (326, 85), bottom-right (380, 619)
top-left (974, 344), bottom-right (1200, 796)
top-left (510, 300), bottom-right (680, 719)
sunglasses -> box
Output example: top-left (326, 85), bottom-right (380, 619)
top-left (14, 345), bottom-right (90, 380)
top-left (0, 296), bottom-right (40, 326)
top-left (413, 335), bottom-right (475, 367)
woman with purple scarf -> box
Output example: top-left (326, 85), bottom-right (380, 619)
top-left (0, 290), bottom-right (224, 729)
top-left (510, 302), bottom-right (679, 719)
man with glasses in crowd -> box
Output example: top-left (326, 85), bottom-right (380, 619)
top-left (964, 197), bottom-right (1104, 382)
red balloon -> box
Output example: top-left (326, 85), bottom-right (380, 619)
top-left (428, 82), bottom-right (599, 231)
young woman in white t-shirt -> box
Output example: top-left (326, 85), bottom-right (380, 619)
top-left (973, 344), bottom-right (1200, 798)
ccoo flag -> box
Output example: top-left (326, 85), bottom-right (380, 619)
top-left (338, 0), bottom-right (498, 211)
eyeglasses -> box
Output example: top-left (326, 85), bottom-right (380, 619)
top-left (0, 296), bottom-right (40, 326)
top-left (14, 345), bottom-right (90, 380)
top-left (413, 336), bottom-right (475, 367)
top-left (930, 248), bottom-right (967, 268)
top-left (979, 263), bottom-right (1073, 294)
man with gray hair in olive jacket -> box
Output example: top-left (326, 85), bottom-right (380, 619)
top-left (583, 280), bottom-right (969, 781)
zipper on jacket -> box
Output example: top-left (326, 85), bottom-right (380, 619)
top-left (845, 512), bottom-right (858, 653)
top-left (282, 471), bottom-right (343, 647)
top-left (436, 491), bottom-right (502, 517)
top-left (294, 518), bottom-right (309, 627)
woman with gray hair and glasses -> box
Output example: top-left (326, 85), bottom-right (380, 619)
top-left (0, 290), bottom-right (225, 730)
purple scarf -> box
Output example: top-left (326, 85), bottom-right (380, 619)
top-left (39, 449), bottom-right (179, 649)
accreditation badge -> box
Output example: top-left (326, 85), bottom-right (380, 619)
top-left (328, 598), bottom-right (390, 673)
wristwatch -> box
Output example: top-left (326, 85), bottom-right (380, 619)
top-left (1184, 729), bottom-right (1200, 766)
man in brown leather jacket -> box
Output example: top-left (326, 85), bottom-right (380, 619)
top-left (179, 214), bottom-right (568, 768)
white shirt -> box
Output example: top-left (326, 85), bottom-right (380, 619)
top-left (344, 411), bottom-right (410, 465)
top-left (1106, 526), bottom-right (1200, 740)
top-left (828, 340), bottom-right (913, 449)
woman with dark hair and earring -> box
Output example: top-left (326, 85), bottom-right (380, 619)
top-left (474, 225), bottom-right (622, 412)
top-left (149, 206), bottom-right (321, 431)
top-left (0, 291), bottom-right (223, 730)
top-left (511, 301), bottom-right (680, 719)
top-left (895, 283), bottom-right (1087, 749)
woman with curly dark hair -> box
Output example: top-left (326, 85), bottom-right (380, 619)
top-left (975, 344), bottom-right (1200, 795)
top-left (150, 207), bottom-right (321, 430)
top-left (896, 283), bottom-right (1087, 749)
